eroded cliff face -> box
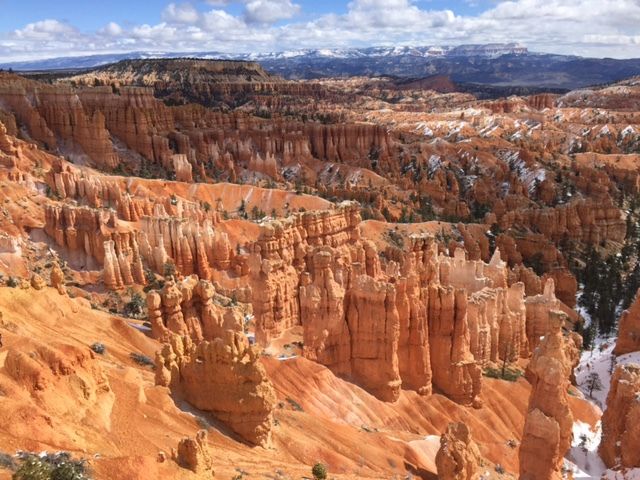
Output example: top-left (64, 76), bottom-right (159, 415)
top-left (600, 363), bottom-right (640, 469)
top-left (150, 276), bottom-right (275, 447)
top-left (519, 310), bottom-right (574, 480)
top-left (156, 330), bottom-right (276, 447)
top-left (248, 209), bottom-right (548, 406)
top-left (148, 276), bottom-right (244, 343)
top-left (615, 292), bottom-right (640, 356)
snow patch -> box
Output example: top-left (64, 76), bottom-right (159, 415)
top-left (565, 420), bottom-right (606, 478)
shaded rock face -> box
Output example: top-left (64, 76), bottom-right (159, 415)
top-left (435, 422), bottom-right (482, 480)
top-left (519, 310), bottom-right (574, 480)
top-left (600, 363), bottom-right (640, 469)
top-left (615, 292), bottom-right (640, 356)
top-left (44, 203), bottom-right (146, 288)
top-left (155, 330), bottom-right (276, 447)
top-left (428, 285), bottom-right (482, 406)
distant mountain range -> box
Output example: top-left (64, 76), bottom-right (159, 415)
top-left (3, 43), bottom-right (640, 89)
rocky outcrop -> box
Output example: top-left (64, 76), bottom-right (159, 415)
top-left (139, 216), bottom-right (232, 277)
top-left (155, 330), bottom-right (276, 447)
top-left (496, 198), bottom-right (626, 246)
top-left (346, 274), bottom-right (402, 402)
top-left (519, 310), bottom-right (574, 480)
top-left (428, 286), bottom-right (482, 406)
top-left (467, 282), bottom-right (527, 365)
top-left (173, 430), bottom-right (214, 474)
top-left (435, 422), bottom-right (482, 480)
top-left (524, 278), bottom-right (562, 352)
top-left (30, 273), bottom-right (46, 290)
top-left (615, 292), bottom-right (640, 356)
top-left (0, 79), bottom-right (119, 168)
top-left (148, 276), bottom-right (243, 343)
top-left (252, 203), bottom-right (361, 343)
top-left (299, 248), bottom-right (350, 375)
top-left (600, 363), bottom-right (640, 469)
top-left (44, 204), bottom-right (145, 288)
top-left (50, 262), bottom-right (66, 295)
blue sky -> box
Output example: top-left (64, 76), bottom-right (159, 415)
top-left (0, 0), bottom-right (639, 61)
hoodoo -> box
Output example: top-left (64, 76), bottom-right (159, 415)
top-left (0, 29), bottom-right (637, 479)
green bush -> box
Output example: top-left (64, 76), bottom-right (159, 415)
top-left (311, 463), bottom-right (327, 480)
top-left (483, 366), bottom-right (522, 382)
top-left (162, 262), bottom-right (177, 278)
top-left (124, 293), bottom-right (145, 318)
top-left (12, 453), bottom-right (89, 480)
top-left (90, 343), bottom-right (106, 355)
top-left (13, 456), bottom-right (52, 480)
top-left (130, 352), bottom-right (154, 369)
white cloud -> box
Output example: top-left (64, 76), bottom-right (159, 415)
top-left (244, 0), bottom-right (301, 24)
top-left (13, 19), bottom-right (76, 40)
top-left (162, 3), bottom-right (200, 24)
top-left (100, 22), bottom-right (123, 37)
top-left (1, 0), bottom-right (640, 61)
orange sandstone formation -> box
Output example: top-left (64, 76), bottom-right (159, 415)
top-left (435, 422), bottom-right (482, 480)
top-left (600, 363), bottom-right (640, 469)
top-left (50, 262), bottom-right (66, 295)
top-left (155, 330), bottom-right (276, 447)
top-left (148, 276), bottom-right (243, 343)
top-left (519, 310), bottom-right (574, 480)
top-left (174, 430), bottom-right (214, 474)
top-left (615, 292), bottom-right (640, 356)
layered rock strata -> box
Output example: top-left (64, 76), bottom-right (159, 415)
top-left (519, 310), bottom-right (574, 480)
top-left (155, 330), bottom-right (276, 447)
top-left (600, 363), bottom-right (640, 469)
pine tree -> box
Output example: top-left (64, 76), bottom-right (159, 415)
top-left (584, 372), bottom-right (603, 398)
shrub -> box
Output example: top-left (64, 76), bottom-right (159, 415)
top-left (50, 461), bottom-right (87, 480)
top-left (162, 262), bottom-right (176, 278)
top-left (6, 277), bottom-right (19, 288)
top-left (285, 397), bottom-right (303, 412)
top-left (90, 343), bottom-right (106, 355)
top-left (124, 293), bottom-right (145, 318)
top-left (483, 366), bottom-right (522, 382)
top-left (311, 463), bottom-right (327, 480)
top-left (12, 452), bottom-right (89, 480)
top-left (13, 456), bottom-right (52, 480)
top-left (130, 353), bottom-right (154, 369)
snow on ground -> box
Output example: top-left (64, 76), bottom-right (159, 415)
top-left (575, 339), bottom-right (617, 409)
top-left (565, 420), bottom-right (607, 478)
top-left (603, 468), bottom-right (640, 479)
top-left (577, 338), bottom-right (640, 409)
top-left (570, 336), bottom-right (640, 477)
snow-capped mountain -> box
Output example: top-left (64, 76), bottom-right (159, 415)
top-left (2, 43), bottom-right (639, 89)
top-left (0, 43), bottom-right (529, 71)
